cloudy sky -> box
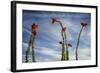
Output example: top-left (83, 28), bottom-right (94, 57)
top-left (22, 10), bottom-right (91, 63)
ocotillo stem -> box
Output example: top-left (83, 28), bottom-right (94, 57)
top-left (76, 27), bottom-right (83, 60)
top-left (56, 20), bottom-right (66, 61)
top-left (31, 35), bottom-right (36, 62)
top-left (61, 31), bottom-right (65, 60)
top-left (25, 35), bottom-right (32, 62)
top-left (64, 31), bottom-right (69, 60)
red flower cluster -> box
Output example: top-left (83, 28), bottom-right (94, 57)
top-left (81, 22), bottom-right (87, 27)
top-left (31, 23), bottom-right (39, 36)
top-left (32, 23), bottom-right (39, 30)
top-left (51, 17), bottom-right (57, 24)
top-left (62, 27), bottom-right (66, 32)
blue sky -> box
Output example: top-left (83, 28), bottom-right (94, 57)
top-left (22, 10), bottom-right (91, 63)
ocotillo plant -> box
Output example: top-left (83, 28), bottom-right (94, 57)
top-left (75, 22), bottom-right (87, 60)
top-left (51, 17), bottom-right (71, 61)
top-left (25, 35), bottom-right (32, 62)
top-left (25, 23), bottom-right (38, 62)
top-left (51, 17), bottom-right (66, 61)
top-left (31, 23), bottom-right (38, 62)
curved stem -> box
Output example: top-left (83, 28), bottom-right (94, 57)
top-left (75, 27), bottom-right (83, 60)
top-left (56, 20), bottom-right (66, 61)
top-left (57, 21), bottom-right (63, 28)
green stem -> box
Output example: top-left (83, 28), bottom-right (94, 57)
top-left (75, 27), bottom-right (83, 60)
top-left (61, 31), bottom-right (65, 61)
top-left (25, 35), bottom-right (32, 62)
top-left (66, 49), bottom-right (69, 60)
top-left (64, 31), bottom-right (69, 60)
top-left (57, 21), bottom-right (63, 28)
top-left (57, 21), bottom-right (65, 61)
top-left (31, 35), bottom-right (36, 62)
top-left (56, 20), bottom-right (66, 61)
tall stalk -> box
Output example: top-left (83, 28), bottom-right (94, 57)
top-left (64, 32), bottom-right (69, 60)
top-left (57, 21), bottom-right (66, 61)
top-left (31, 35), bottom-right (36, 62)
top-left (25, 23), bottom-right (38, 62)
top-left (61, 30), bottom-right (65, 60)
top-left (75, 26), bottom-right (83, 60)
top-left (25, 35), bottom-right (32, 62)
top-left (51, 17), bottom-right (69, 61)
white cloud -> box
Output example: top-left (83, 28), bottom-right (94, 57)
top-left (68, 47), bottom-right (91, 60)
top-left (78, 48), bottom-right (91, 60)
top-left (22, 42), bottom-right (61, 62)
top-left (23, 42), bottom-right (91, 62)
top-left (23, 28), bottom-right (31, 35)
top-left (35, 46), bottom-right (61, 61)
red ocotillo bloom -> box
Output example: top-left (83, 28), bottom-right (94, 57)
top-left (51, 17), bottom-right (58, 24)
top-left (62, 27), bottom-right (66, 32)
top-left (32, 23), bottom-right (39, 30)
top-left (31, 23), bottom-right (39, 37)
top-left (81, 22), bottom-right (87, 27)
